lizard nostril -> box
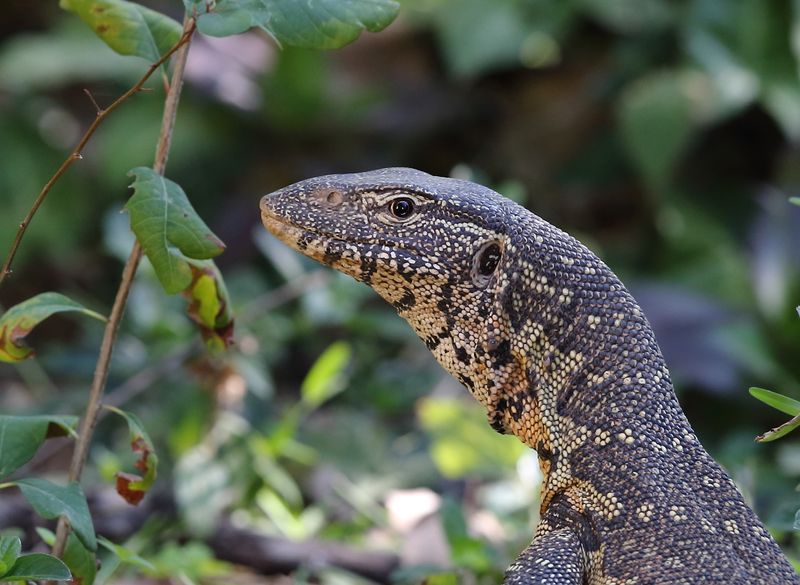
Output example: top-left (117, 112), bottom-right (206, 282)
top-left (325, 189), bottom-right (343, 206)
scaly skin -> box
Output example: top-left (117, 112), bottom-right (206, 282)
top-left (260, 167), bottom-right (798, 584)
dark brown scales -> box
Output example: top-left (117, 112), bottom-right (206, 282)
top-left (261, 168), bottom-right (798, 584)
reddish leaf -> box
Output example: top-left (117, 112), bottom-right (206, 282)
top-left (115, 472), bottom-right (145, 505)
top-left (103, 407), bottom-right (157, 506)
top-left (0, 293), bottom-right (105, 362)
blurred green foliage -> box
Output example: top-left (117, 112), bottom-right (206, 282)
top-left (1, 0), bottom-right (800, 583)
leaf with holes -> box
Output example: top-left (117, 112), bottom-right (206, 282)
top-left (104, 406), bottom-right (158, 505)
top-left (60, 0), bottom-right (182, 62)
top-left (186, 0), bottom-right (399, 49)
top-left (12, 478), bottom-right (96, 551)
top-left (183, 259), bottom-right (235, 351)
top-left (0, 292), bottom-right (105, 362)
top-left (126, 167), bottom-right (225, 295)
top-left (0, 415), bottom-right (79, 479)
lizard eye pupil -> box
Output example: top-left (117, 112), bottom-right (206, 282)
top-left (478, 243), bottom-right (501, 275)
top-left (390, 198), bottom-right (414, 218)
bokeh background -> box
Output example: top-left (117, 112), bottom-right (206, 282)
top-left (1, 1), bottom-right (800, 583)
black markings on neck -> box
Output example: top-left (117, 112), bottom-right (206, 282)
top-left (392, 289), bottom-right (417, 312)
top-left (359, 255), bottom-right (377, 284)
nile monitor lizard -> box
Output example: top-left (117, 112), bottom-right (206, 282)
top-left (259, 167), bottom-right (798, 584)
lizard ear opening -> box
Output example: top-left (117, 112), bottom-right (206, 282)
top-left (471, 240), bottom-right (503, 287)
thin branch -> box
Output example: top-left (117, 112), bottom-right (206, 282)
top-left (51, 15), bottom-right (197, 559)
top-left (0, 22), bottom-right (196, 289)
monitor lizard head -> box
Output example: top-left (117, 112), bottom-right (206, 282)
top-left (260, 167), bottom-right (529, 428)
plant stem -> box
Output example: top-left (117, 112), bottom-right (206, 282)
top-left (51, 14), bottom-right (196, 560)
top-left (0, 22), bottom-right (196, 290)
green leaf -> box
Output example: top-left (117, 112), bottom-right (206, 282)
top-left (182, 259), bottom-right (235, 351)
top-left (618, 69), bottom-right (716, 194)
top-left (104, 406), bottom-right (158, 505)
top-left (267, 0), bottom-right (398, 48)
top-left (125, 167), bottom-right (226, 295)
top-left (1, 553), bottom-right (71, 581)
top-left (0, 415), bottom-right (79, 479)
top-left (97, 536), bottom-right (155, 571)
top-left (192, 0), bottom-right (399, 49)
top-left (756, 413), bottom-right (800, 443)
top-left (0, 292), bottom-right (105, 362)
top-left (36, 528), bottom-right (96, 585)
top-left (60, 0), bottom-right (182, 62)
top-left (190, 0), bottom-right (270, 37)
top-left (749, 387), bottom-right (800, 416)
top-left (300, 341), bottom-right (351, 408)
top-left (790, 197), bottom-right (800, 206)
top-left (0, 535), bottom-right (21, 575)
top-left (13, 478), bottom-right (96, 551)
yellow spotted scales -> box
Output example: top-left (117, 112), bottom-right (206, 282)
top-left (260, 168), bottom-right (798, 584)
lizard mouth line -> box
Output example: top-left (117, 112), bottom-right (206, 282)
top-left (260, 206), bottom-right (429, 259)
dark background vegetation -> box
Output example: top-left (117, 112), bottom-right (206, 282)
top-left (1, 0), bottom-right (799, 583)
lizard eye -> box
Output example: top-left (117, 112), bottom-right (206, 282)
top-left (389, 197), bottom-right (414, 219)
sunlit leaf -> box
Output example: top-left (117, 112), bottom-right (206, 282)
top-left (0, 553), bottom-right (71, 581)
top-left (749, 387), bottom-right (800, 416)
top-left (126, 167), bottom-right (226, 295)
top-left (188, 0), bottom-right (399, 49)
top-left (0, 535), bottom-right (21, 576)
top-left (12, 478), bottom-right (96, 551)
top-left (104, 406), bottom-right (158, 505)
top-left (300, 341), bottom-right (351, 408)
top-left (418, 396), bottom-right (524, 478)
top-left (0, 292), bottom-right (105, 362)
top-left (60, 0), bottom-right (182, 62)
top-left (183, 259), bottom-right (235, 351)
top-left (0, 415), bottom-right (79, 479)
top-left (790, 197), bottom-right (800, 206)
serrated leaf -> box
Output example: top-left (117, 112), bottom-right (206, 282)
top-left (183, 259), bottom-right (235, 351)
top-left (0, 415), bottom-right (79, 479)
top-left (104, 406), bottom-right (157, 506)
top-left (13, 478), bottom-right (96, 551)
top-left (192, 0), bottom-right (399, 49)
top-left (300, 341), bottom-right (351, 408)
top-left (0, 292), bottom-right (105, 362)
top-left (0, 535), bottom-right (21, 575)
top-left (60, 0), bottom-right (182, 62)
top-left (1, 553), bottom-right (72, 581)
top-left (125, 167), bottom-right (225, 295)
top-left (749, 387), bottom-right (800, 416)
